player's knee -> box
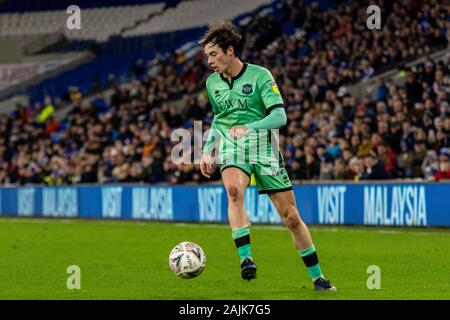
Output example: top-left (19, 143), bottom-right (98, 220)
top-left (226, 184), bottom-right (244, 203)
top-left (284, 208), bottom-right (301, 230)
top-left (278, 204), bottom-right (290, 219)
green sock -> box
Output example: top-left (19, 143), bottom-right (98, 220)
top-left (232, 226), bottom-right (252, 262)
top-left (299, 245), bottom-right (324, 281)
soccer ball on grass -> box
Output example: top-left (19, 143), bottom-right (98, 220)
top-left (169, 241), bottom-right (206, 279)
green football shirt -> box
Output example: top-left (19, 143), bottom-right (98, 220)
top-left (204, 63), bottom-right (284, 165)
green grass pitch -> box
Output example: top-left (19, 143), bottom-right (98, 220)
top-left (0, 218), bottom-right (449, 300)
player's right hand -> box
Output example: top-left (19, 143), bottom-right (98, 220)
top-left (200, 153), bottom-right (215, 178)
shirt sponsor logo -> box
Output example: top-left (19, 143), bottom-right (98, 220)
top-left (217, 99), bottom-right (248, 112)
top-left (270, 81), bottom-right (280, 94)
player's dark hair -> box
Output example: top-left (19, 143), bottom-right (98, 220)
top-left (199, 20), bottom-right (242, 56)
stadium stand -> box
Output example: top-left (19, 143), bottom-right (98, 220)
top-left (123, 0), bottom-right (273, 36)
top-left (0, 0), bottom-right (448, 185)
top-left (0, 4), bottom-right (165, 41)
top-left (0, 0), bottom-right (170, 12)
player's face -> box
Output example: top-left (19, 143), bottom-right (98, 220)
top-left (204, 43), bottom-right (232, 74)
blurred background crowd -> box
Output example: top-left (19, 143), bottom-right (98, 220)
top-left (0, 0), bottom-right (449, 185)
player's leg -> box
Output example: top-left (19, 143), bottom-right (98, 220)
top-left (268, 190), bottom-right (336, 291)
top-left (221, 166), bottom-right (256, 280)
top-left (221, 166), bottom-right (251, 228)
top-left (268, 189), bottom-right (313, 248)
top-left (254, 160), bottom-right (336, 291)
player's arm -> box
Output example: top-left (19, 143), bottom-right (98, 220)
top-left (203, 82), bottom-right (221, 155)
top-left (201, 120), bottom-right (217, 179)
top-left (203, 118), bottom-right (217, 154)
top-left (249, 67), bottom-right (286, 129)
top-left (245, 108), bottom-right (287, 130)
top-left (200, 84), bottom-right (219, 178)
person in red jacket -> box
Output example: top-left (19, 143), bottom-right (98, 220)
top-left (434, 149), bottom-right (450, 181)
top-left (45, 116), bottom-right (60, 136)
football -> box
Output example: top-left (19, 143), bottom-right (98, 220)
top-left (169, 241), bottom-right (206, 279)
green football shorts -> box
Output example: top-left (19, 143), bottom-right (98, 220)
top-left (220, 162), bottom-right (293, 194)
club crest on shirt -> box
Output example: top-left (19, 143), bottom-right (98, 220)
top-left (242, 84), bottom-right (253, 94)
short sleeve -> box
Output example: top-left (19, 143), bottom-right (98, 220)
top-left (257, 68), bottom-right (284, 113)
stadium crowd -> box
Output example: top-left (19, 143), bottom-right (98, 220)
top-left (0, 0), bottom-right (449, 185)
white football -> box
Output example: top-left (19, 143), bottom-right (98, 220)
top-left (169, 241), bottom-right (206, 279)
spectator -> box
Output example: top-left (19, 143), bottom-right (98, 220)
top-left (403, 140), bottom-right (428, 178)
top-left (37, 96), bottom-right (55, 124)
top-left (319, 158), bottom-right (333, 180)
top-left (376, 143), bottom-right (398, 177)
top-left (348, 157), bottom-right (364, 182)
top-left (362, 151), bottom-right (391, 180)
top-left (388, 121), bottom-right (403, 155)
top-left (45, 116), bottom-right (60, 137)
top-left (422, 150), bottom-right (439, 181)
top-left (434, 149), bottom-right (450, 181)
top-left (332, 158), bottom-right (348, 180)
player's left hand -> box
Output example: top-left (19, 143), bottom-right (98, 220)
top-left (229, 125), bottom-right (249, 139)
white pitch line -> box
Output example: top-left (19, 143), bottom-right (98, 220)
top-left (172, 223), bottom-right (449, 235)
top-left (1, 218), bottom-right (449, 235)
top-left (0, 218), bottom-right (70, 224)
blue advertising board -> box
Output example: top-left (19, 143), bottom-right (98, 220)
top-left (0, 183), bottom-right (449, 227)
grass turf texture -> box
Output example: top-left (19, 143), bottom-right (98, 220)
top-left (0, 218), bottom-right (449, 300)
